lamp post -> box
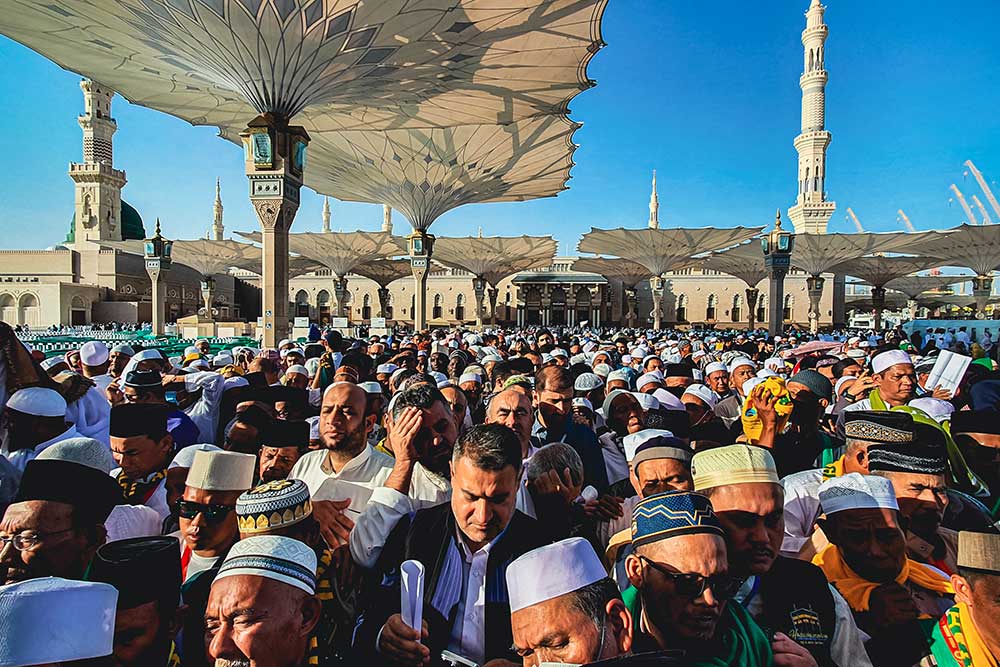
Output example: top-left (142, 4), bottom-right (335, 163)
top-left (806, 275), bottom-right (825, 334)
top-left (143, 218), bottom-right (172, 336)
top-left (973, 275), bottom-right (993, 320)
top-left (762, 210), bottom-right (794, 337)
top-left (649, 275), bottom-right (665, 330)
top-left (871, 286), bottom-right (887, 331)
top-left (199, 276), bottom-right (217, 320)
top-left (408, 231), bottom-right (435, 331)
top-left (473, 277), bottom-right (487, 328)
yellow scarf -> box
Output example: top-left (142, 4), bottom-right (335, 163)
top-left (812, 544), bottom-right (954, 613)
top-left (822, 455), bottom-right (845, 480)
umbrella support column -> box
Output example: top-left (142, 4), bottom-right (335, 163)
top-left (377, 287), bottom-right (391, 319)
top-left (746, 287), bottom-right (760, 331)
top-left (241, 114), bottom-right (309, 348)
top-left (333, 277), bottom-right (349, 319)
top-left (872, 286), bottom-right (886, 331)
top-left (473, 278), bottom-right (486, 328)
top-left (650, 276), bottom-right (665, 330)
top-left (625, 287), bottom-right (638, 328)
top-left (487, 287), bottom-right (499, 325)
top-left (807, 275), bottom-right (825, 334)
top-left (973, 276), bottom-right (992, 320)
top-left (408, 231), bottom-right (435, 331)
top-left (906, 298), bottom-right (918, 322)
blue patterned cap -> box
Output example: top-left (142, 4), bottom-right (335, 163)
top-left (631, 490), bottom-right (724, 548)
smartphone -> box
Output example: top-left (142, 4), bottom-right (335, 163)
top-left (165, 391), bottom-right (178, 404)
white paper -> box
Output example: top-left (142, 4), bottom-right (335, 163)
top-left (400, 559), bottom-right (424, 635)
top-left (925, 350), bottom-right (971, 395)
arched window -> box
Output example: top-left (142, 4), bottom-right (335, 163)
top-left (706, 294), bottom-right (718, 321)
top-left (0, 293), bottom-right (16, 324)
top-left (783, 294), bottom-right (794, 321)
top-left (455, 294), bottom-right (466, 321)
top-left (316, 290), bottom-right (331, 325)
top-left (432, 294), bottom-right (443, 320)
top-left (18, 293), bottom-right (39, 327)
top-left (732, 294), bottom-right (743, 322)
top-left (676, 294), bottom-right (688, 323)
top-left (295, 290), bottom-right (310, 318)
top-left (756, 295), bottom-right (767, 323)
top-left (362, 293), bottom-right (371, 320)
top-left (385, 292), bottom-right (394, 320)
top-left (808, 49), bottom-right (814, 72)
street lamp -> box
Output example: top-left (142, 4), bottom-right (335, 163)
top-left (408, 231), bottom-right (435, 331)
top-left (649, 275), bottom-right (665, 330)
top-left (199, 276), bottom-right (217, 320)
top-left (144, 218), bottom-right (172, 336)
top-left (761, 210), bottom-right (794, 337)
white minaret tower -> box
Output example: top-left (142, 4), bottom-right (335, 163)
top-left (211, 177), bottom-right (224, 240)
top-left (69, 79), bottom-right (126, 246)
top-left (787, 0), bottom-right (836, 234)
top-left (648, 170), bottom-right (660, 229)
top-left (322, 196), bottom-right (331, 233)
top-left (382, 204), bottom-right (393, 234)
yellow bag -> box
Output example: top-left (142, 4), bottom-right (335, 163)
top-left (741, 376), bottom-right (794, 442)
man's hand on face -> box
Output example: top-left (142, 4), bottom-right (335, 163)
top-left (583, 494), bottom-right (624, 521)
top-left (528, 466), bottom-right (578, 506)
top-left (378, 614), bottom-right (430, 667)
top-left (387, 406), bottom-right (423, 465)
top-left (771, 632), bottom-right (818, 667)
top-left (311, 499), bottom-right (355, 549)
top-left (868, 582), bottom-right (920, 629)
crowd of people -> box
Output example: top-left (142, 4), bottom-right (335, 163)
top-left (2, 318), bottom-right (1000, 666)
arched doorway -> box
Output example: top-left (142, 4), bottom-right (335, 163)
top-left (676, 294), bottom-right (688, 323)
top-left (756, 295), bottom-right (767, 323)
top-left (0, 294), bottom-right (15, 324)
top-left (783, 294), bottom-right (794, 321)
top-left (295, 290), bottom-right (310, 319)
top-left (550, 287), bottom-right (566, 325)
top-left (362, 294), bottom-right (372, 320)
top-left (525, 287), bottom-right (542, 325)
top-left (18, 293), bottom-right (39, 327)
top-left (455, 294), bottom-right (466, 321)
top-left (731, 294), bottom-right (743, 323)
top-left (432, 294), bottom-right (443, 320)
top-left (575, 287), bottom-right (591, 325)
top-left (70, 295), bottom-right (88, 326)
top-left (706, 294), bottom-right (718, 321)
top-left (316, 290), bottom-right (330, 325)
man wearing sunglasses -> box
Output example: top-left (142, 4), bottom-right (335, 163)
top-left (623, 490), bottom-right (774, 666)
top-left (695, 445), bottom-right (868, 667)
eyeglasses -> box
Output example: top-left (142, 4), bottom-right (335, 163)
top-left (176, 500), bottom-right (235, 522)
top-left (0, 528), bottom-right (75, 552)
top-left (638, 556), bottom-right (743, 600)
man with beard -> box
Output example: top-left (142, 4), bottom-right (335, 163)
top-left (206, 535), bottom-right (322, 667)
top-left (694, 445), bottom-right (871, 667)
top-left (3, 386), bottom-right (75, 474)
top-left (258, 419), bottom-right (309, 482)
top-left (108, 344), bottom-right (135, 379)
top-left (439, 383), bottom-right (469, 436)
top-left (868, 433), bottom-right (958, 574)
top-left (0, 458), bottom-right (121, 584)
top-left (703, 361), bottom-right (732, 402)
top-left (599, 390), bottom-right (646, 486)
top-left (623, 490), bottom-right (773, 666)
top-left (350, 383), bottom-right (456, 568)
top-left (87, 536), bottom-right (184, 667)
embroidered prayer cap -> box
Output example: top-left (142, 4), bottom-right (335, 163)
top-left (633, 392), bottom-right (661, 413)
top-left (574, 372), bottom-right (605, 392)
top-left (867, 441), bottom-right (948, 475)
top-left (913, 356), bottom-right (937, 374)
top-left (36, 436), bottom-right (115, 474)
top-left (846, 348), bottom-right (867, 361)
top-left (40, 356), bottom-right (68, 371)
top-left (682, 383), bottom-right (718, 409)
top-left (14, 459), bottom-right (123, 523)
top-left (216, 535), bottom-right (317, 595)
top-left (957, 531), bottom-right (1000, 573)
top-left (607, 369), bottom-right (631, 385)
top-left (262, 420), bottom-right (309, 449)
top-left (237, 479), bottom-right (313, 536)
top-left (506, 537), bottom-right (608, 613)
top-left (572, 397), bottom-right (594, 412)
top-left (843, 410), bottom-right (913, 444)
top-left (169, 443), bottom-right (222, 470)
top-left (691, 445), bottom-right (778, 491)
top-left (818, 472), bottom-right (899, 516)
top-left (186, 450), bottom-right (256, 492)
top-left (111, 344), bottom-right (135, 356)
top-left (459, 372), bottom-right (482, 385)
top-left (6, 386), bottom-right (66, 418)
top-left (284, 364), bottom-right (308, 378)
top-left (729, 357), bottom-right (757, 373)
top-left (123, 368), bottom-right (162, 389)
top-left (631, 490), bottom-right (724, 549)
top-left (80, 341), bottom-right (110, 366)
top-left (704, 361), bottom-right (728, 376)
top-left (88, 536), bottom-right (181, 609)
top-left (623, 430), bottom-right (691, 467)
top-left (376, 363), bottom-right (398, 375)
top-left (871, 350), bottom-right (913, 375)
top-left (0, 577), bottom-right (117, 666)
top-left (950, 409), bottom-right (1000, 436)
top-left (110, 402), bottom-right (169, 439)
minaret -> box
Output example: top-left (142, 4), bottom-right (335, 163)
top-left (382, 204), bottom-right (393, 234)
top-left (69, 79), bottom-right (126, 246)
top-left (787, 0), bottom-right (836, 234)
top-left (211, 177), bottom-right (224, 240)
top-left (648, 171), bottom-right (660, 229)
top-left (322, 197), bottom-right (331, 233)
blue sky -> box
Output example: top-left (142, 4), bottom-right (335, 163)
top-left (1, 1), bottom-right (999, 253)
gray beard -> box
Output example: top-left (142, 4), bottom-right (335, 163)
top-left (215, 660), bottom-right (250, 667)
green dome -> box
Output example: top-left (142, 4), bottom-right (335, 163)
top-left (64, 200), bottom-right (146, 243)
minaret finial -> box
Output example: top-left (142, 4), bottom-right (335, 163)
top-left (322, 196), bottom-right (332, 233)
top-left (648, 170), bottom-right (660, 229)
top-left (775, 209), bottom-right (783, 229)
top-left (211, 177), bottom-right (224, 240)
top-left (155, 217), bottom-right (161, 236)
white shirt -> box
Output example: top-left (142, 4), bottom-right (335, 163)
top-left (513, 444), bottom-right (541, 521)
top-left (780, 467), bottom-right (825, 556)
top-left (291, 445), bottom-right (395, 512)
top-left (181, 371), bottom-right (226, 443)
top-left (447, 529), bottom-right (496, 666)
top-left (109, 467), bottom-right (171, 521)
top-left (598, 432), bottom-right (628, 486)
top-left (65, 386), bottom-right (110, 445)
top-left (89, 373), bottom-right (114, 393)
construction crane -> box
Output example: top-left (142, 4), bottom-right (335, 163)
top-left (897, 209), bottom-right (917, 233)
top-left (846, 207), bottom-right (864, 232)
top-left (964, 160), bottom-right (1000, 220)
top-left (950, 184), bottom-right (979, 225)
top-left (972, 195), bottom-right (993, 225)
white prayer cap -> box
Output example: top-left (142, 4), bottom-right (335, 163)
top-left (169, 443), bottom-right (223, 470)
top-left (756, 369), bottom-right (778, 379)
top-left (188, 359), bottom-right (211, 371)
top-left (506, 537), bottom-right (607, 613)
top-left (79, 341), bottom-right (110, 366)
top-left (6, 386), bottom-right (66, 417)
top-left (632, 392), bottom-right (661, 412)
top-left (428, 371), bottom-right (448, 385)
top-left (359, 381), bottom-right (383, 395)
top-left (36, 436), bottom-right (115, 473)
top-left (620, 354), bottom-right (633, 365)
top-left (111, 344), bottom-right (136, 356)
top-left (846, 348), bottom-right (867, 361)
top-left (909, 397), bottom-right (955, 423)
top-left (622, 429), bottom-right (688, 463)
top-left (134, 348), bottom-right (164, 362)
top-left (278, 338), bottom-right (291, 348)
top-left (458, 372), bottom-right (482, 385)
top-left (691, 350), bottom-right (707, 361)
top-left (858, 341), bottom-right (871, 349)
top-left (574, 373), bottom-right (604, 392)
top-left (572, 397), bottom-right (594, 412)
top-left (305, 357), bottom-right (321, 378)
top-left (636, 372), bottom-right (663, 390)
top-left (550, 348), bottom-right (569, 359)
top-left (848, 336), bottom-right (861, 345)
top-left (834, 376), bottom-right (857, 396)
top-left (818, 472), bottom-right (899, 516)
top-left (185, 450), bottom-right (256, 492)
top-left (184, 346), bottom-right (200, 356)
top-left (729, 357), bottom-right (756, 373)
top-left (224, 376), bottom-right (249, 391)
top-left (40, 356), bottom-right (67, 371)
top-left (481, 353), bottom-right (503, 364)
top-left (285, 364), bottom-right (309, 377)
top-left (742, 377), bottom-right (765, 397)
top-left (0, 577), bottom-right (117, 666)
top-left (376, 363), bottom-right (399, 376)
top-left (704, 361), bottom-right (728, 376)
top-left (872, 350), bottom-right (913, 374)
top-left (212, 352), bottom-right (234, 367)
top-left (630, 347), bottom-right (648, 358)
top-left (652, 388), bottom-right (686, 411)
top-left (682, 383), bottom-right (718, 409)
top-left (763, 357), bottom-right (786, 372)
top-left (216, 535), bottom-right (317, 595)
top-left (105, 504), bottom-right (163, 542)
